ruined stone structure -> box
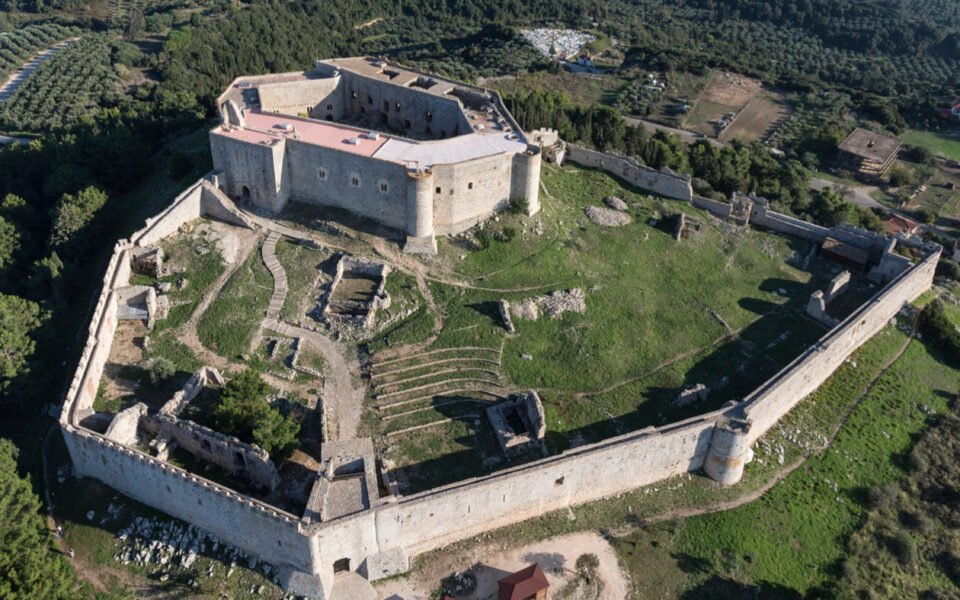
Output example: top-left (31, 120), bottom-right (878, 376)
top-left (61, 138), bottom-right (942, 598)
top-left (806, 271), bottom-right (851, 327)
top-left (210, 57), bottom-right (541, 254)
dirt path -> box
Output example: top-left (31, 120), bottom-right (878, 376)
top-left (264, 319), bottom-right (364, 441)
top-left (175, 228), bottom-right (261, 371)
top-left (375, 531), bottom-right (628, 600)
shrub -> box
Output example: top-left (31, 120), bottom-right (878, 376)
top-left (935, 258), bottom-right (960, 281)
top-left (890, 530), bottom-right (918, 567)
top-left (149, 357), bottom-right (175, 384)
top-left (510, 195), bottom-right (529, 214)
top-left (474, 228), bottom-right (492, 250)
top-left (575, 553), bottom-right (600, 581)
top-left (917, 300), bottom-right (960, 367)
top-left (866, 483), bottom-right (900, 510)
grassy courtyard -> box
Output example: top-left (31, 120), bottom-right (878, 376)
top-left (368, 163), bottom-right (863, 490)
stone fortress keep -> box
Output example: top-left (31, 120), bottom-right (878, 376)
top-left (58, 59), bottom-right (944, 600)
top-left (211, 57), bottom-right (542, 254)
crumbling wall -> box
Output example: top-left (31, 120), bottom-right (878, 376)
top-left (143, 415), bottom-right (280, 491)
top-left (258, 76), bottom-right (343, 117)
top-left (565, 146), bottom-right (693, 202)
top-left (743, 248), bottom-right (940, 440)
top-left (131, 182), bottom-right (204, 247)
top-left (61, 427), bottom-right (320, 586)
top-left (104, 402), bottom-right (148, 447)
top-left (692, 195), bottom-right (732, 219)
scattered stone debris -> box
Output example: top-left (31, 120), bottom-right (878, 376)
top-left (604, 195), bottom-right (628, 211)
top-left (512, 288), bottom-right (587, 322)
top-left (584, 205), bottom-right (631, 227)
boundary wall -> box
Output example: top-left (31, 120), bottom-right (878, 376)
top-left (564, 145), bottom-right (693, 202)
top-left (61, 168), bottom-right (941, 599)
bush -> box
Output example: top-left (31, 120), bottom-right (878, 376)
top-left (866, 483), bottom-right (899, 510)
top-left (149, 357), bottom-right (175, 384)
top-left (917, 300), bottom-right (960, 367)
top-left (576, 553), bottom-right (600, 581)
top-left (510, 195), bottom-right (529, 214)
top-left (890, 530), bottom-right (918, 566)
top-left (935, 258), bottom-right (960, 281)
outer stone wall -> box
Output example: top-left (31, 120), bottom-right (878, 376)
top-left (741, 248), bottom-right (939, 440)
top-left (565, 145), bottom-right (694, 202)
top-left (432, 153), bottom-right (515, 234)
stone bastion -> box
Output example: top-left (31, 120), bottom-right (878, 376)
top-left (60, 154), bottom-right (940, 598)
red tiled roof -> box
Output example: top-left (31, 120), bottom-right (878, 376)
top-left (498, 564), bottom-right (549, 600)
top-left (882, 214), bottom-right (919, 235)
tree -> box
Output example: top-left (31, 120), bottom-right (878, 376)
top-left (48, 187), bottom-right (107, 249)
top-left (214, 370), bottom-right (299, 459)
top-left (0, 217), bottom-right (19, 272)
top-left (125, 8), bottom-right (146, 40)
top-left (0, 438), bottom-right (75, 599)
top-left (0, 294), bottom-right (47, 392)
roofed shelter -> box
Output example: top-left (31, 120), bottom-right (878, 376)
top-left (821, 237), bottom-right (870, 271)
top-left (498, 563), bottom-right (549, 600)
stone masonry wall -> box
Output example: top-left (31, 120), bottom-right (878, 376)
top-left (565, 145), bottom-right (694, 202)
top-left (741, 248), bottom-right (940, 441)
top-left (432, 152), bottom-right (515, 234)
top-left (258, 76), bottom-right (342, 118)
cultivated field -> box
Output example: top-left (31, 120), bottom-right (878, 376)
top-left (682, 71), bottom-right (790, 141)
top-left (720, 95), bottom-right (792, 143)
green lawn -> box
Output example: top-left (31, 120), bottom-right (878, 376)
top-left (615, 318), bottom-right (960, 598)
top-left (900, 129), bottom-right (960, 162)
top-left (273, 237), bottom-right (328, 323)
top-left (197, 239), bottom-right (272, 359)
top-left (372, 163), bottom-right (854, 483)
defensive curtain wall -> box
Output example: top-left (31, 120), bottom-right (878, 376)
top-left (62, 167), bottom-right (939, 599)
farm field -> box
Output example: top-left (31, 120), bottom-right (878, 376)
top-left (0, 33), bottom-right (119, 131)
top-left (719, 94), bottom-right (792, 143)
top-left (906, 166), bottom-right (960, 232)
top-left (900, 129), bottom-right (960, 162)
top-left (488, 70), bottom-right (626, 109)
top-left (682, 71), bottom-right (765, 137)
top-left (0, 22), bottom-right (78, 83)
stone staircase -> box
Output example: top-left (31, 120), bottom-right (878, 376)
top-left (262, 231), bottom-right (287, 320)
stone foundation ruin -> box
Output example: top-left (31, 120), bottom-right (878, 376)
top-left (320, 256), bottom-right (390, 328)
top-left (486, 391), bottom-right (547, 457)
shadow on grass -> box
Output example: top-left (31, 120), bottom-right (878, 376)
top-left (678, 575), bottom-right (803, 599)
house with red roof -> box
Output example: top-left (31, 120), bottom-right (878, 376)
top-left (498, 563), bottom-right (549, 600)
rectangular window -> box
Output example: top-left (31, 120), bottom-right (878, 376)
top-left (317, 168), bottom-right (327, 181)
top-left (326, 104), bottom-right (333, 110)
top-left (351, 177), bottom-right (360, 187)
top-left (436, 187), bottom-right (441, 194)
top-left (468, 182), bottom-right (474, 190)
top-left (379, 182), bottom-right (389, 193)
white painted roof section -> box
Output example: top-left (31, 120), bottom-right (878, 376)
top-left (373, 133), bottom-right (527, 168)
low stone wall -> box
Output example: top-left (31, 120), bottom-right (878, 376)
top-left (131, 182), bottom-right (204, 247)
top-left (692, 195), bottom-right (732, 219)
top-left (564, 145), bottom-right (693, 202)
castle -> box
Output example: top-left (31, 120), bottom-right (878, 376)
top-left (211, 57), bottom-right (542, 253)
top-left (57, 60), bottom-right (943, 600)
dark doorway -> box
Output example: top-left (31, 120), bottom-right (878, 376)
top-left (333, 558), bottom-right (350, 573)
top-left (241, 185), bottom-right (251, 202)
top-left (325, 114), bottom-right (333, 121)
